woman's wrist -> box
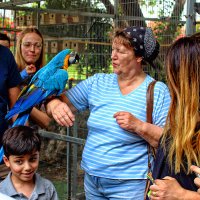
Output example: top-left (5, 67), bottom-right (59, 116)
top-left (137, 121), bottom-right (162, 147)
top-left (45, 97), bottom-right (61, 116)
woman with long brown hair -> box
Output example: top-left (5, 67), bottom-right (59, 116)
top-left (150, 33), bottom-right (200, 199)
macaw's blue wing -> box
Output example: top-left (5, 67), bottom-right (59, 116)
top-left (6, 88), bottom-right (52, 120)
top-left (12, 109), bottom-right (31, 127)
top-left (35, 69), bottom-right (68, 94)
top-left (30, 48), bottom-right (71, 84)
top-left (5, 69), bottom-right (69, 125)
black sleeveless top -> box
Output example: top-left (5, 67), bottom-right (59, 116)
top-left (152, 124), bottom-right (200, 192)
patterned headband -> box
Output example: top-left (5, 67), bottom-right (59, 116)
top-left (123, 26), bottom-right (160, 67)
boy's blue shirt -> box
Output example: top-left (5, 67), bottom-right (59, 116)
top-left (0, 172), bottom-right (58, 200)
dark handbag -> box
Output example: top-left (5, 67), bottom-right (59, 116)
top-left (144, 80), bottom-right (157, 200)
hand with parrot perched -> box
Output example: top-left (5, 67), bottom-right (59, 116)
top-left (5, 48), bottom-right (79, 127)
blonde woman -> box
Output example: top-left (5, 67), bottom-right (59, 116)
top-left (15, 27), bottom-right (45, 83)
top-left (15, 27), bottom-right (52, 129)
top-left (150, 34), bottom-right (200, 199)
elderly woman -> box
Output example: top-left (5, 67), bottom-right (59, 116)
top-left (47, 26), bottom-right (170, 199)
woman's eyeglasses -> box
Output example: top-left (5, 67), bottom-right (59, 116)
top-left (21, 42), bottom-right (42, 50)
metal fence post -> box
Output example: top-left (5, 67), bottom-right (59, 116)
top-left (66, 127), bottom-right (70, 200)
top-left (186, 0), bottom-right (195, 36)
top-left (71, 119), bottom-right (78, 200)
top-left (114, 0), bottom-right (119, 27)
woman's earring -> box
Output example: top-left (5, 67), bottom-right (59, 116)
top-left (136, 57), bottom-right (143, 63)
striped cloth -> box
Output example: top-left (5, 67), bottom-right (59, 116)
top-left (66, 73), bottom-right (170, 179)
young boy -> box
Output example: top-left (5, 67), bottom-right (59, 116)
top-left (0, 126), bottom-right (59, 200)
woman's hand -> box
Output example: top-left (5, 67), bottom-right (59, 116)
top-left (190, 165), bottom-right (200, 193)
top-left (25, 64), bottom-right (36, 75)
top-left (46, 98), bottom-right (75, 127)
top-left (113, 111), bottom-right (162, 147)
top-left (150, 177), bottom-right (185, 200)
top-left (113, 111), bottom-right (142, 133)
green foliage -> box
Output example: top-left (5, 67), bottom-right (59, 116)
top-left (139, 0), bottom-right (175, 18)
top-left (196, 24), bottom-right (200, 32)
top-left (53, 180), bottom-right (67, 199)
top-left (44, 0), bottom-right (103, 12)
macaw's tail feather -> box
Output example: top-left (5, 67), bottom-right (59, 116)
top-left (19, 84), bottom-right (30, 97)
top-left (12, 109), bottom-right (31, 127)
top-left (6, 87), bottom-right (57, 124)
top-left (5, 97), bottom-right (26, 120)
top-left (0, 146), bottom-right (4, 164)
top-left (5, 88), bottom-right (44, 120)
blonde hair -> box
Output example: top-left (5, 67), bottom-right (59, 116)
top-left (162, 34), bottom-right (200, 174)
top-left (15, 27), bottom-right (45, 71)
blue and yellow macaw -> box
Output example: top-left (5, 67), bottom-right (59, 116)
top-left (5, 48), bottom-right (79, 127)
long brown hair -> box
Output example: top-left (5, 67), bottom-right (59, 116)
top-left (162, 34), bottom-right (200, 174)
top-left (15, 27), bottom-right (45, 72)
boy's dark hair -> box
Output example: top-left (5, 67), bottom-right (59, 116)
top-left (2, 126), bottom-right (41, 158)
top-left (0, 33), bottom-right (10, 44)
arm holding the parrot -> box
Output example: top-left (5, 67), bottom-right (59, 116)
top-left (46, 93), bottom-right (76, 127)
top-left (30, 107), bottom-right (52, 129)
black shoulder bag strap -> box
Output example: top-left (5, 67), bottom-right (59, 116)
top-left (144, 80), bottom-right (157, 200)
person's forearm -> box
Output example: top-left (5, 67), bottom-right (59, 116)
top-left (46, 94), bottom-right (77, 117)
top-left (30, 107), bottom-right (52, 129)
top-left (136, 122), bottom-right (163, 147)
top-left (113, 111), bottom-right (163, 147)
top-left (59, 93), bottom-right (77, 113)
